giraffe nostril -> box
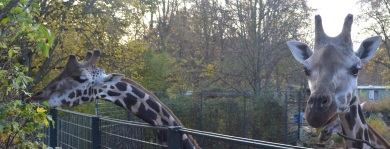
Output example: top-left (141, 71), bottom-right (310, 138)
top-left (321, 129), bottom-right (328, 134)
top-left (31, 91), bottom-right (45, 100)
top-left (33, 91), bottom-right (43, 97)
top-left (322, 98), bottom-right (329, 106)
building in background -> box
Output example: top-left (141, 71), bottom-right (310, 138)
top-left (358, 85), bottom-right (390, 100)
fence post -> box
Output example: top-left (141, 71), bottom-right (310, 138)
top-left (199, 92), bottom-right (203, 131)
top-left (243, 93), bottom-right (247, 138)
top-left (49, 108), bottom-right (57, 148)
top-left (297, 91), bottom-right (302, 142)
top-left (91, 116), bottom-right (101, 149)
top-left (167, 126), bottom-right (182, 149)
top-left (285, 91), bottom-right (288, 144)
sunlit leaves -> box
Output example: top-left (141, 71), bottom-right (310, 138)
top-left (0, 0), bottom-right (54, 148)
top-left (36, 107), bottom-right (47, 113)
top-left (0, 100), bottom-right (51, 148)
top-left (1, 0), bottom-right (53, 57)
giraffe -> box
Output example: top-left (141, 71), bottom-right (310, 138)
top-left (26, 50), bottom-right (199, 149)
top-left (320, 117), bottom-right (390, 148)
top-left (287, 14), bottom-right (389, 148)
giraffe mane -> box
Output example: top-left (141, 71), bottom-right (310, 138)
top-left (121, 78), bottom-right (200, 148)
top-left (367, 124), bottom-right (390, 148)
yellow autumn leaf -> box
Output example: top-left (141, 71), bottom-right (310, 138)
top-left (43, 118), bottom-right (49, 127)
top-left (36, 107), bottom-right (47, 113)
top-left (1, 133), bottom-right (7, 142)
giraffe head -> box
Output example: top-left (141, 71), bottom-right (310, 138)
top-left (27, 50), bottom-right (124, 107)
top-left (287, 14), bottom-right (381, 128)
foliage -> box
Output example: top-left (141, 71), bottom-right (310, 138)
top-left (357, 0), bottom-right (390, 85)
top-left (0, 100), bottom-right (51, 149)
top-left (135, 50), bottom-right (182, 93)
top-left (362, 99), bottom-right (390, 115)
top-left (0, 62), bottom-right (52, 149)
top-left (147, 92), bottom-right (286, 143)
top-left (366, 115), bottom-right (390, 143)
top-left (0, 0), bottom-right (54, 148)
top-left (361, 99), bottom-right (390, 143)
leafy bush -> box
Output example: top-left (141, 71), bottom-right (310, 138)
top-left (0, 0), bottom-right (53, 148)
top-left (0, 100), bottom-right (51, 148)
top-left (366, 115), bottom-right (390, 143)
top-left (0, 65), bottom-right (52, 148)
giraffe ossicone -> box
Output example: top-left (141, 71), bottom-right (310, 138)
top-left (27, 50), bottom-right (198, 149)
top-left (287, 14), bottom-right (389, 148)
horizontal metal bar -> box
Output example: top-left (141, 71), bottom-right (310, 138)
top-left (58, 119), bottom-right (92, 129)
top-left (180, 128), bottom-right (309, 149)
top-left (57, 140), bottom-right (79, 149)
top-left (100, 131), bottom-right (167, 148)
top-left (57, 130), bottom-right (92, 143)
top-left (100, 117), bottom-right (168, 130)
top-left (57, 109), bottom-right (95, 117)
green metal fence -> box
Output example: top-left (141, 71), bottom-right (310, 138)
top-left (43, 108), bottom-right (309, 149)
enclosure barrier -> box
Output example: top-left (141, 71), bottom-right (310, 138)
top-left (44, 108), bottom-right (309, 149)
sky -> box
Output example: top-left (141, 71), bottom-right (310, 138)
top-left (307, 0), bottom-right (364, 49)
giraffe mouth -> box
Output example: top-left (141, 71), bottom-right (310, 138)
top-left (24, 91), bottom-right (45, 103)
top-left (324, 114), bottom-right (338, 127)
top-left (319, 115), bottom-right (338, 142)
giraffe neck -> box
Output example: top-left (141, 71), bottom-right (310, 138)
top-left (338, 96), bottom-right (370, 148)
top-left (97, 78), bottom-right (198, 149)
top-left (338, 96), bottom-right (390, 149)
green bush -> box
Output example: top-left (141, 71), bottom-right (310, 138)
top-left (0, 65), bottom-right (52, 148)
top-left (0, 0), bottom-right (53, 148)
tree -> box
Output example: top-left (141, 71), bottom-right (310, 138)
top-left (357, 0), bottom-right (390, 84)
top-left (0, 0), bottom-right (53, 148)
top-left (217, 0), bottom-right (312, 94)
top-left (23, 0), bottom-right (154, 91)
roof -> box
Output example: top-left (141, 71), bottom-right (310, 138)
top-left (357, 85), bottom-right (390, 89)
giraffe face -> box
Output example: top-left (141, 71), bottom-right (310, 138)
top-left (287, 14), bottom-right (381, 128)
top-left (27, 50), bottom-right (124, 108)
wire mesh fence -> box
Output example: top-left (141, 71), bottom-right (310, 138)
top-left (100, 117), bottom-right (166, 149)
top-left (95, 90), bottom-right (308, 145)
top-left (56, 109), bottom-right (93, 149)
top-left (43, 108), bottom-right (309, 149)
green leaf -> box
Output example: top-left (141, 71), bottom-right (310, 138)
top-left (46, 115), bottom-right (52, 121)
top-left (0, 43), bottom-right (7, 48)
top-left (0, 121), bottom-right (4, 132)
top-left (42, 101), bottom-right (49, 107)
top-left (13, 7), bottom-right (23, 13)
top-left (36, 41), bottom-right (49, 57)
top-left (1, 17), bottom-right (10, 24)
top-left (8, 49), bottom-right (13, 58)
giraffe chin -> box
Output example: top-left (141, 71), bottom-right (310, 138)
top-left (23, 98), bottom-right (32, 103)
top-left (319, 115), bottom-right (339, 142)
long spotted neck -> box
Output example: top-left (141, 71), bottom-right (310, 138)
top-left (96, 78), bottom-right (198, 149)
top-left (338, 96), bottom-right (390, 149)
top-left (338, 96), bottom-right (370, 148)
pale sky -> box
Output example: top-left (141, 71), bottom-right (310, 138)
top-left (307, 0), bottom-right (364, 49)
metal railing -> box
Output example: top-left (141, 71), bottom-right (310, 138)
top-left (44, 108), bottom-right (309, 149)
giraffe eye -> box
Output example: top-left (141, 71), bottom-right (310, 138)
top-left (303, 67), bottom-right (311, 76)
top-left (74, 76), bottom-right (88, 83)
top-left (80, 76), bottom-right (87, 80)
top-left (350, 65), bottom-right (361, 77)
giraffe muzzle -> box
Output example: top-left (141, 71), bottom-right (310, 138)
top-left (25, 91), bottom-right (45, 102)
top-left (305, 94), bottom-right (337, 128)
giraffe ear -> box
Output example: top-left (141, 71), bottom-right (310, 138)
top-left (102, 73), bottom-right (124, 85)
top-left (287, 41), bottom-right (313, 64)
top-left (356, 36), bottom-right (382, 62)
